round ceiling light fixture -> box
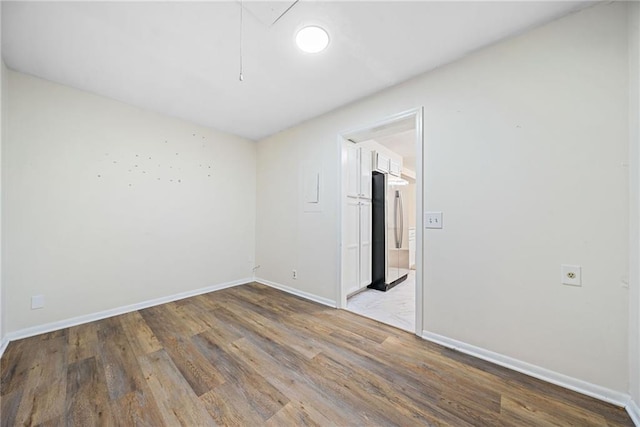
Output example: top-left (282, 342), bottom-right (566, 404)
top-left (295, 26), bottom-right (329, 53)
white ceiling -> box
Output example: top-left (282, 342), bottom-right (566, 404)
top-left (2, 1), bottom-right (590, 141)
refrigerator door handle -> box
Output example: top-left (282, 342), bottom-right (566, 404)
top-left (398, 191), bottom-right (404, 248)
top-left (394, 191), bottom-right (401, 249)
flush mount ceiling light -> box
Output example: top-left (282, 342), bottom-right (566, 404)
top-left (295, 26), bottom-right (329, 53)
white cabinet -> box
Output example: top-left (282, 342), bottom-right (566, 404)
top-left (344, 199), bottom-right (361, 295)
top-left (359, 149), bottom-right (372, 199)
top-left (373, 151), bottom-right (402, 177)
top-left (344, 199), bottom-right (372, 295)
top-left (390, 160), bottom-right (401, 177)
top-left (347, 145), bottom-right (372, 199)
top-left (344, 142), bottom-right (373, 295)
top-left (346, 145), bottom-right (359, 198)
top-left (375, 152), bottom-right (390, 173)
top-left (359, 200), bottom-right (372, 288)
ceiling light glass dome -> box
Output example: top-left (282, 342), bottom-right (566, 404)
top-left (295, 26), bottom-right (329, 53)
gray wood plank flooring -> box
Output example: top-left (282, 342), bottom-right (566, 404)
top-left (1, 282), bottom-right (634, 426)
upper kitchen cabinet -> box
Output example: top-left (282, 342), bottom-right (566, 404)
top-left (389, 160), bottom-right (402, 177)
top-left (374, 152), bottom-right (390, 174)
top-left (347, 144), bottom-right (372, 199)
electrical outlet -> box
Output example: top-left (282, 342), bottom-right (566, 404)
top-left (621, 276), bottom-right (629, 288)
top-left (31, 294), bottom-right (45, 310)
top-left (292, 270), bottom-right (297, 279)
top-left (561, 265), bottom-right (581, 286)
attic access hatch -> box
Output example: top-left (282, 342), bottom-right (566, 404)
top-left (240, 1), bottom-right (299, 26)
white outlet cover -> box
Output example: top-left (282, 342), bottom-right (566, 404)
top-left (31, 294), bottom-right (45, 309)
top-left (561, 265), bottom-right (581, 286)
top-left (425, 212), bottom-right (443, 229)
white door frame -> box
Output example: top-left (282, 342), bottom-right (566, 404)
top-left (336, 107), bottom-right (424, 336)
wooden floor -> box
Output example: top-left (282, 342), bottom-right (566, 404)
top-left (1, 283), bottom-right (633, 426)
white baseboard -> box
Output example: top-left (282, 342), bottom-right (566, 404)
top-left (628, 399), bottom-right (640, 426)
top-left (3, 277), bottom-right (252, 345)
top-left (0, 336), bottom-right (9, 359)
top-left (421, 330), bottom-right (630, 409)
top-left (254, 277), bottom-right (337, 308)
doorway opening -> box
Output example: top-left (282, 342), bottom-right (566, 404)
top-left (338, 109), bottom-right (423, 335)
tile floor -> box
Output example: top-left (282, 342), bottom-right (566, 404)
top-left (346, 270), bottom-right (416, 332)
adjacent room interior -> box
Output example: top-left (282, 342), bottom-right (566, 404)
top-left (1, 1), bottom-right (639, 425)
top-left (342, 114), bottom-right (420, 333)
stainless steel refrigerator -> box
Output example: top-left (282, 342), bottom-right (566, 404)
top-left (369, 171), bottom-right (409, 291)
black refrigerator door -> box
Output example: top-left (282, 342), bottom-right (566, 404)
top-left (370, 171), bottom-right (386, 290)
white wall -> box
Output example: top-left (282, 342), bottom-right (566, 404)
top-left (256, 2), bottom-right (629, 392)
top-left (255, 126), bottom-right (336, 300)
top-left (0, 3), bottom-right (4, 344)
top-left (629, 0), bottom-right (640, 407)
top-left (4, 71), bottom-right (256, 333)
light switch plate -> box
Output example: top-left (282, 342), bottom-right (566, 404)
top-left (561, 265), bottom-right (581, 286)
top-left (425, 212), bottom-right (443, 229)
top-left (31, 294), bottom-right (45, 309)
